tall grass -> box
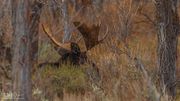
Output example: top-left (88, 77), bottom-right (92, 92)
top-left (29, 33), bottom-right (180, 101)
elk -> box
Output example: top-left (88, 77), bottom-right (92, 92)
top-left (39, 22), bottom-right (108, 68)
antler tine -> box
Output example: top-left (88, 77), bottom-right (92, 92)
top-left (73, 22), bottom-right (84, 43)
top-left (99, 24), bottom-right (109, 43)
top-left (41, 24), bottom-right (71, 54)
top-left (76, 36), bottom-right (82, 43)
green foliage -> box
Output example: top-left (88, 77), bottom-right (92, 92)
top-left (39, 64), bottom-right (89, 98)
top-left (38, 42), bottom-right (60, 62)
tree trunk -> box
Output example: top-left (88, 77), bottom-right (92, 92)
top-left (29, 1), bottom-right (43, 71)
top-left (11, 0), bottom-right (32, 100)
top-left (155, 0), bottom-right (179, 98)
top-left (0, 0), bottom-right (12, 65)
top-left (62, 0), bottom-right (71, 43)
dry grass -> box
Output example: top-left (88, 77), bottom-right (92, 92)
top-left (30, 33), bottom-right (180, 101)
top-left (0, 0), bottom-right (180, 101)
top-left (38, 2), bottom-right (180, 100)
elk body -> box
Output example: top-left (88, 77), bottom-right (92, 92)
top-left (38, 22), bottom-right (108, 93)
top-left (39, 22), bottom-right (108, 68)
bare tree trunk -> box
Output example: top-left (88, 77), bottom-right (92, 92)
top-left (155, 0), bottom-right (179, 98)
top-left (62, 0), bottom-right (71, 43)
top-left (11, 0), bottom-right (32, 100)
top-left (50, 0), bottom-right (60, 23)
top-left (0, 0), bottom-right (12, 64)
top-left (92, 0), bottom-right (103, 10)
top-left (29, 1), bottom-right (43, 70)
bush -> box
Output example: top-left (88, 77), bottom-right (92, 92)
top-left (34, 64), bottom-right (89, 99)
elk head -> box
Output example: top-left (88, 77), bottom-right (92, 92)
top-left (41, 21), bottom-right (108, 66)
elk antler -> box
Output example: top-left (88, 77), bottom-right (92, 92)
top-left (73, 22), bottom-right (108, 50)
top-left (42, 24), bottom-right (71, 55)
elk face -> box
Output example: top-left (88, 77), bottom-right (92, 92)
top-left (70, 42), bottom-right (81, 54)
top-left (60, 42), bottom-right (82, 65)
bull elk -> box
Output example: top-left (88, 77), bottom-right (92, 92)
top-left (39, 22), bottom-right (108, 68)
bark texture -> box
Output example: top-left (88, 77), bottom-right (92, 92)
top-left (29, 1), bottom-right (43, 69)
top-left (155, 0), bottom-right (179, 98)
top-left (11, 0), bottom-right (32, 100)
top-left (62, 0), bottom-right (71, 43)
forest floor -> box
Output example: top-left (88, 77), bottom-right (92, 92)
top-left (32, 33), bottom-right (180, 101)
